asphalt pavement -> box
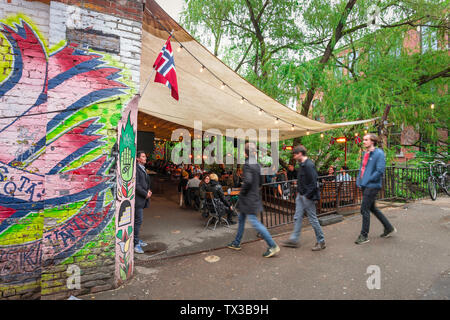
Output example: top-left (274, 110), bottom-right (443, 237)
top-left (81, 197), bottom-right (450, 300)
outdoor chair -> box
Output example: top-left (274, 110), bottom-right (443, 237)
top-left (203, 192), bottom-right (230, 231)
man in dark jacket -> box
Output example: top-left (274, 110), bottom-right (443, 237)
top-left (282, 145), bottom-right (325, 251)
top-left (134, 151), bottom-right (152, 254)
top-left (227, 143), bottom-right (280, 258)
top-left (354, 134), bottom-right (396, 244)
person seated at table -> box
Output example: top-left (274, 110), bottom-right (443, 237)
top-left (187, 173), bottom-right (202, 209)
top-left (324, 165), bottom-right (336, 181)
top-left (207, 174), bottom-right (236, 224)
top-left (276, 168), bottom-right (289, 199)
top-left (287, 163), bottom-right (297, 181)
top-left (233, 168), bottom-right (243, 188)
top-left (336, 165), bottom-right (351, 182)
top-left (199, 174), bottom-right (211, 212)
top-left (178, 170), bottom-right (189, 207)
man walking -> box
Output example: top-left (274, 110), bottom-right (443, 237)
top-left (227, 142), bottom-right (280, 258)
top-left (134, 150), bottom-right (152, 254)
top-left (355, 134), bottom-right (396, 244)
top-left (282, 145), bottom-right (326, 251)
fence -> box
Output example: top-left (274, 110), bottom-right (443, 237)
top-left (260, 166), bottom-right (436, 229)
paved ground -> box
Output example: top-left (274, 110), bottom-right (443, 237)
top-left (81, 197), bottom-right (450, 300)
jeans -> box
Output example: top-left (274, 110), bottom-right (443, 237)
top-left (290, 194), bottom-right (325, 244)
top-left (134, 207), bottom-right (143, 246)
top-left (360, 187), bottom-right (393, 237)
top-left (232, 213), bottom-right (276, 248)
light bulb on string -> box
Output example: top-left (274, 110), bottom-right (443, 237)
top-left (291, 125), bottom-right (295, 131)
top-left (430, 103), bottom-right (435, 109)
top-left (240, 97), bottom-right (245, 104)
top-left (200, 65), bottom-right (205, 73)
top-left (221, 83), bottom-right (226, 90)
top-left (320, 133), bottom-right (324, 138)
top-left (258, 108), bottom-right (263, 115)
top-left (177, 45), bottom-right (183, 52)
top-left (274, 118), bottom-right (279, 124)
top-left (306, 130), bottom-right (310, 135)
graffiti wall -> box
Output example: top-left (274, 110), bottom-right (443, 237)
top-left (115, 96), bottom-right (138, 286)
top-left (0, 0), bottom-right (143, 299)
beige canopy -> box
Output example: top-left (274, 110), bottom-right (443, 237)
top-left (139, 0), bottom-right (375, 140)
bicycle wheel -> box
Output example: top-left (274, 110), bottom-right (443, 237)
top-left (428, 176), bottom-right (437, 200)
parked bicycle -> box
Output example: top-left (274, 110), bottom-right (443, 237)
top-left (420, 160), bottom-right (449, 200)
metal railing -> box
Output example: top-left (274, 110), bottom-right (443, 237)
top-left (260, 166), bottom-right (440, 229)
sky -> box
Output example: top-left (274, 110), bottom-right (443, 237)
top-left (155, 0), bottom-right (185, 23)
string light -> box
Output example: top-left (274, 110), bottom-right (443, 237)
top-left (430, 103), bottom-right (435, 109)
top-left (144, 7), bottom-right (328, 135)
top-left (355, 133), bottom-right (359, 137)
top-left (320, 133), bottom-right (324, 138)
top-left (364, 130), bottom-right (368, 134)
top-left (306, 130), bottom-right (310, 135)
top-left (275, 118), bottom-right (279, 124)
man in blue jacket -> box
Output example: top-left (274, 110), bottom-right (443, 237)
top-left (355, 134), bottom-right (396, 244)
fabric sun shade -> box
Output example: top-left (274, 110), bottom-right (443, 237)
top-left (139, 0), bottom-right (376, 140)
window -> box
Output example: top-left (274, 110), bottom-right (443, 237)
top-left (388, 125), bottom-right (403, 157)
top-left (334, 56), bottom-right (344, 78)
top-left (421, 23), bottom-right (438, 53)
top-left (348, 50), bottom-right (359, 78)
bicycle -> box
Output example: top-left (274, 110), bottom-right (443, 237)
top-left (420, 160), bottom-right (449, 200)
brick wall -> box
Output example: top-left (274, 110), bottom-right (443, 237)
top-left (0, 0), bottom-right (142, 300)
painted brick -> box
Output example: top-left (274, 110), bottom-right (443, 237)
top-left (1, 0), bottom-right (141, 300)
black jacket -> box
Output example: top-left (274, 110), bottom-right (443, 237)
top-left (207, 180), bottom-right (231, 208)
top-left (237, 161), bottom-right (263, 214)
top-left (297, 158), bottom-right (320, 201)
top-left (135, 164), bottom-right (151, 209)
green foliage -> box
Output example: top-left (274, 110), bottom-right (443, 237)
top-left (181, 0), bottom-right (449, 170)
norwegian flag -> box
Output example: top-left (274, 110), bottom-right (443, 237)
top-left (153, 36), bottom-right (179, 100)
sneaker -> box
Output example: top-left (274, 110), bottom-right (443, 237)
top-left (263, 244), bottom-right (280, 258)
top-left (227, 242), bottom-right (241, 251)
top-left (139, 240), bottom-right (148, 247)
top-left (134, 244), bottom-right (144, 254)
top-left (281, 239), bottom-right (299, 248)
top-left (380, 227), bottom-right (397, 238)
top-left (311, 241), bottom-right (326, 251)
top-left (355, 235), bottom-right (370, 245)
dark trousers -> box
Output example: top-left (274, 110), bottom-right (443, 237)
top-left (134, 206), bottom-right (143, 246)
top-left (360, 187), bottom-right (393, 237)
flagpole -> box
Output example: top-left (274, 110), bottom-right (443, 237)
top-left (139, 29), bottom-right (175, 98)
top-left (139, 67), bottom-right (156, 97)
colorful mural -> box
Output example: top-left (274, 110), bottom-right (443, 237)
top-left (115, 96), bottom-right (138, 285)
top-left (0, 15), bottom-right (134, 293)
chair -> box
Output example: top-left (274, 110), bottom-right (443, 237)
top-left (204, 192), bottom-right (230, 230)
